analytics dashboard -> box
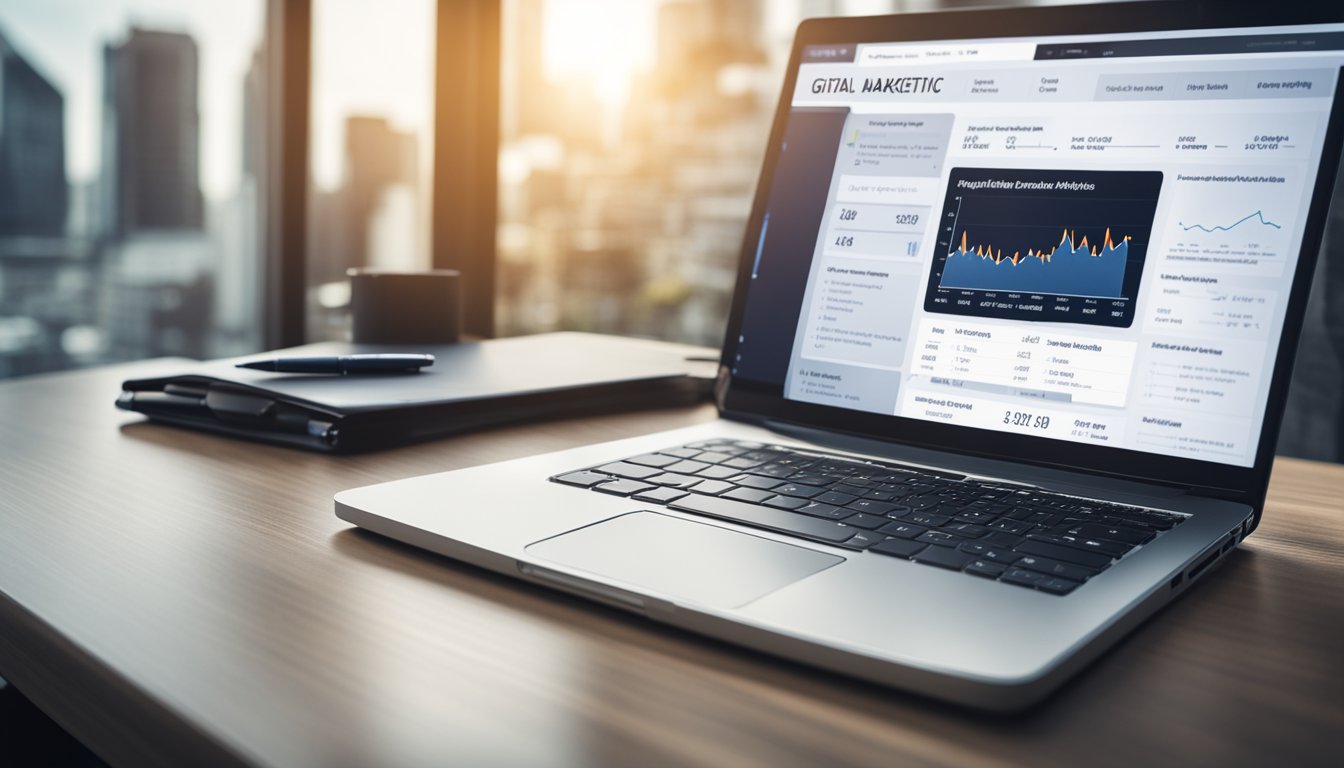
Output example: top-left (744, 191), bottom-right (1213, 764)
top-left (773, 25), bottom-right (1343, 468)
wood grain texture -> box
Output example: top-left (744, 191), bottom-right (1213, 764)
top-left (1, 361), bottom-right (1341, 767)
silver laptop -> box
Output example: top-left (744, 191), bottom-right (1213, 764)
top-left (337, 2), bottom-right (1344, 711)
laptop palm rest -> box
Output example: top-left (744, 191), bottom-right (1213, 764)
top-left (524, 512), bottom-right (844, 609)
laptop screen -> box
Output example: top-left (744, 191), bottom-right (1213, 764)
top-left (729, 20), bottom-right (1344, 471)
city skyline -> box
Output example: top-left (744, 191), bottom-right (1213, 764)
top-left (0, 0), bottom-right (438, 197)
top-left (0, 0), bottom-right (262, 200)
top-left (0, 0), bottom-right (914, 380)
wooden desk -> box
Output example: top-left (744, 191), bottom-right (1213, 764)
top-left (1, 361), bottom-right (1341, 767)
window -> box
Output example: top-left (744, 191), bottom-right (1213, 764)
top-left (495, 0), bottom-right (983, 347)
top-left (305, 0), bottom-right (436, 341)
top-left (0, 0), bottom-right (266, 376)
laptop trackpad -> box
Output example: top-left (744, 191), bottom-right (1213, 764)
top-left (524, 511), bottom-right (844, 609)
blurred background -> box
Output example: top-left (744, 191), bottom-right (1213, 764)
top-left (0, 0), bottom-right (1339, 462)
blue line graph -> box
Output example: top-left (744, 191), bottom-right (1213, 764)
top-left (940, 229), bottom-right (1130, 298)
top-left (1178, 210), bottom-right (1282, 233)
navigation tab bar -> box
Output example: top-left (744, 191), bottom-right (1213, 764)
top-left (1094, 69), bottom-right (1336, 101)
top-left (1035, 31), bottom-right (1344, 60)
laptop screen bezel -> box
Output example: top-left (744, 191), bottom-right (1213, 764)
top-left (714, 0), bottom-right (1344, 524)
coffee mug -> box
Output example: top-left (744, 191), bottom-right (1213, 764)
top-left (347, 268), bottom-right (462, 344)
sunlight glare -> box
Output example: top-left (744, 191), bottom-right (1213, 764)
top-left (541, 0), bottom-right (657, 106)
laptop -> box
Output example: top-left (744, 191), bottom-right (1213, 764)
top-left (336, 1), bottom-right (1344, 711)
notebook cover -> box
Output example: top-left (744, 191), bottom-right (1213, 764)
top-left (117, 333), bottom-right (718, 452)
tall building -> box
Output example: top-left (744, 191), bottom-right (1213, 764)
top-left (331, 115), bottom-right (418, 282)
top-left (0, 28), bottom-right (68, 236)
top-left (508, 0), bottom-right (550, 138)
top-left (100, 28), bottom-right (204, 236)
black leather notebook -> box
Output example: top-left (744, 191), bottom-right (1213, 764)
top-left (117, 333), bottom-right (717, 452)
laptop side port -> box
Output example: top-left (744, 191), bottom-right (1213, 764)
top-left (1185, 531), bottom-right (1238, 583)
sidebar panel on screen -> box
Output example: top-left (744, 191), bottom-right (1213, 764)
top-left (731, 108), bottom-right (851, 387)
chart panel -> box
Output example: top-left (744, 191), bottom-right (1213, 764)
top-left (924, 167), bottom-right (1163, 327)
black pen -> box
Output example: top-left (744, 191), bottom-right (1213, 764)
top-left (235, 353), bottom-right (435, 374)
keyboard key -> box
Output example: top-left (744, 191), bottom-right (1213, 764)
top-left (730, 474), bottom-right (784, 490)
top-left (965, 560), bottom-right (1007, 579)
top-left (954, 510), bottom-right (998, 524)
top-left (598, 462), bottom-right (663, 480)
top-left (839, 531), bottom-right (888, 550)
top-left (1094, 514), bottom-right (1158, 531)
top-left (632, 486), bottom-right (689, 504)
top-left (980, 531), bottom-right (1026, 549)
top-left (723, 487), bottom-right (774, 503)
top-left (846, 499), bottom-right (897, 516)
top-left (1026, 512), bottom-right (1066, 528)
top-left (816, 459), bottom-right (860, 474)
top-left (869, 538), bottom-right (928, 559)
top-left (902, 511), bottom-right (952, 528)
top-left (688, 479), bottom-right (733, 495)
top-left (1013, 555), bottom-right (1098, 582)
top-left (1013, 540), bottom-right (1112, 569)
top-left (625, 453), bottom-right (681, 468)
top-left (788, 472), bottom-right (830, 485)
top-left (594, 479), bottom-right (656, 496)
top-left (756, 495), bottom-right (804, 511)
top-left (647, 472), bottom-right (703, 489)
top-left (693, 451), bottom-right (733, 464)
top-left (774, 483), bottom-right (828, 499)
top-left (1065, 523), bottom-right (1154, 546)
top-left (987, 519), bottom-right (1034, 535)
top-left (1107, 508), bottom-right (1181, 530)
top-left (1000, 567), bottom-right (1049, 589)
top-left (814, 490), bottom-right (858, 506)
top-left (668, 494), bottom-right (855, 544)
top-left (943, 522), bottom-right (989, 537)
top-left (840, 513), bottom-right (888, 530)
top-left (916, 531), bottom-right (960, 546)
top-left (956, 542), bottom-right (1019, 563)
top-left (666, 460), bottom-right (712, 475)
top-left (695, 465), bottom-right (740, 480)
top-left (1036, 576), bottom-right (1083, 595)
top-left (742, 450), bottom-right (781, 461)
top-left (876, 521), bottom-right (928, 539)
top-left (795, 503), bottom-right (852, 520)
top-left (858, 489), bottom-right (896, 502)
top-left (722, 457), bottom-right (763, 469)
top-left (552, 471), bottom-right (611, 488)
top-left (906, 495), bottom-right (943, 510)
top-left (873, 472), bottom-right (914, 483)
top-left (911, 545), bottom-right (976, 570)
top-left (1030, 533), bottom-right (1132, 559)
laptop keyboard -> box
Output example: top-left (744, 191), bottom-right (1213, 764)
top-left (551, 438), bottom-right (1185, 596)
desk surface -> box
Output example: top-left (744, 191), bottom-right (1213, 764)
top-left (1, 361), bottom-right (1341, 767)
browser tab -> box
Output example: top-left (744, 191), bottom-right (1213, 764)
top-left (802, 44), bottom-right (856, 64)
top-left (856, 42), bottom-right (1036, 65)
